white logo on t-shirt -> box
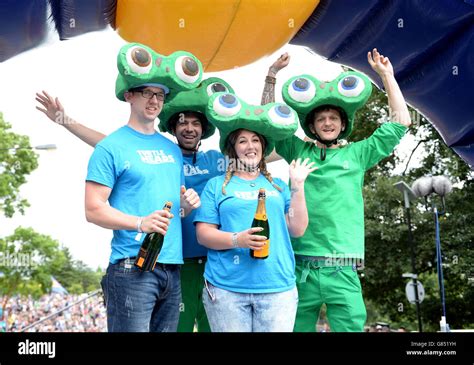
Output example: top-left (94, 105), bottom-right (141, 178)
top-left (137, 150), bottom-right (176, 164)
top-left (234, 190), bottom-right (279, 200)
top-left (183, 164), bottom-right (209, 176)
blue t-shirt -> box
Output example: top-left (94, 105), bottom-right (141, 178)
top-left (182, 150), bottom-right (225, 258)
top-left (194, 174), bottom-right (296, 293)
top-left (86, 125), bottom-right (184, 264)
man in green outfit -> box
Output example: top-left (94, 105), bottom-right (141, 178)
top-left (264, 48), bottom-right (411, 332)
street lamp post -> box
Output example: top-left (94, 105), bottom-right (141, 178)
top-left (394, 181), bottom-right (423, 332)
top-left (0, 144), bottom-right (57, 151)
top-left (31, 144), bottom-right (57, 151)
top-left (412, 175), bottom-right (453, 332)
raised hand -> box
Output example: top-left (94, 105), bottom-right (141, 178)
top-left (367, 48), bottom-right (394, 77)
top-left (289, 158), bottom-right (317, 184)
top-left (269, 52), bottom-right (291, 76)
top-left (35, 90), bottom-right (69, 125)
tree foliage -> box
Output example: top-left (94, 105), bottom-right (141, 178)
top-left (0, 227), bottom-right (64, 298)
top-left (0, 113), bottom-right (39, 217)
top-left (353, 87), bottom-right (474, 331)
top-left (51, 247), bottom-right (103, 294)
top-left (0, 227), bottom-right (102, 323)
top-left (0, 112), bottom-right (102, 327)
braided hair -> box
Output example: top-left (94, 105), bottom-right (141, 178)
top-left (259, 159), bottom-right (282, 192)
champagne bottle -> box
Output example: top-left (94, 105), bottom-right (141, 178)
top-left (250, 188), bottom-right (270, 259)
top-left (135, 202), bottom-right (172, 271)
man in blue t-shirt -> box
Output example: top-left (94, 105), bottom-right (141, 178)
top-left (83, 44), bottom-right (201, 332)
top-left (162, 111), bottom-right (224, 332)
top-left (36, 88), bottom-right (225, 332)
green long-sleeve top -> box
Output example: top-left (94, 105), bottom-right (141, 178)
top-left (275, 122), bottom-right (407, 259)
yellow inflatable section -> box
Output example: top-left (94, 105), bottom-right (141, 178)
top-left (116, 0), bottom-right (320, 72)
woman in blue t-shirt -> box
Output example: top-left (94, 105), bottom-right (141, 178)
top-left (194, 94), bottom-right (316, 332)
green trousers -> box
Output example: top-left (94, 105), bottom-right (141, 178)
top-left (177, 258), bottom-right (211, 332)
top-left (294, 259), bottom-right (367, 332)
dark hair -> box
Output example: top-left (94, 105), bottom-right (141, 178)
top-left (307, 104), bottom-right (348, 128)
top-left (169, 111), bottom-right (208, 134)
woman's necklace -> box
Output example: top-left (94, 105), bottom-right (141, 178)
top-left (235, 170), bottom-right (260, 187)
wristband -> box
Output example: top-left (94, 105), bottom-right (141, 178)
top-left (231, 232), bottom-right (239, 248)
top-left (137, 217), bottom-right (143, 233)
top-left (265, 75), bottom-right (276, 84)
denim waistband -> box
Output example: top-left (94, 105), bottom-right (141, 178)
top-left (116, 257), bottom-right (179, 270)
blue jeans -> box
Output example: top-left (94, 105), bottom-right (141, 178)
top-left (202, 280), bottom-right (298, 332)
top-left (101, 258), bottom-right (181, 332)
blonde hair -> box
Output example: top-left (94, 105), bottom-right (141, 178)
top-left (221, 129), bottom-right (282, 195)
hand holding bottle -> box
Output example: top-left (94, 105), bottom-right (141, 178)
top-left (140, 209), bottom-right (174, 235)
top-left (234, 227), bottom-right (267, 251)
top-left (135, 202), bottom-right (173, 271)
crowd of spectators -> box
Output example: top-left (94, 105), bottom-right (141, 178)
top-left (0, 294), bottom-right (411, 333)
top-left (0, 292), bottom-right (106, 332)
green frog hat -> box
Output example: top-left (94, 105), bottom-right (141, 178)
top-left (282, 71), bottom-right (372, 142)
top-left (115, 42), bottom-right (203, 101)
top-left (158, 77), bottom-right (235, 140)
top-left (205, 92), bottom-right (299, 156)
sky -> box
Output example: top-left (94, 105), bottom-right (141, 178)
top-left (0, 26), bottom-right (420, 269)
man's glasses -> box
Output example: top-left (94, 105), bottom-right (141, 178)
top-left (134, 89), bottom-right (166, 101)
